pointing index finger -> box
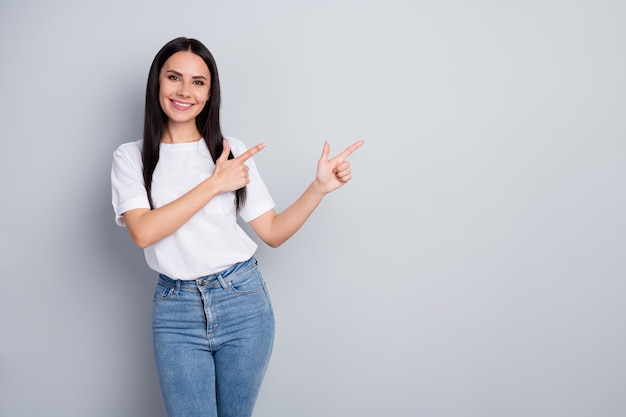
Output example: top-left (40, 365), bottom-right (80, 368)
top-left (335, 139), bottom-right (365, 161)
top-left (236, 143), bottom-right (266, 162)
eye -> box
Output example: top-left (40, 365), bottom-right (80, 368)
top-left (168, 75), bottom-right (180, 81)
top-left (193, 80), bottom-right (205, 86)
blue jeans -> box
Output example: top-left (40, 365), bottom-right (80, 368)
top-left (152, 257), bottom-right (275, 417)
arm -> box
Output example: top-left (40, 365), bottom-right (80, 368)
top-left (124, 141), bottom-right (265, 248)
top-left (249, 140), bottom-right (364, 248)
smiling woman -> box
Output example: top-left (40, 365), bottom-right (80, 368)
top-left (158, 51), bottom-right (211, 133)
top-left (110, 37), bottom-right (363, 417)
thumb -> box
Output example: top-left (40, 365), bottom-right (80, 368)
top-left (218, 140), bottom-right (230, 162)
top-left (320, 141), bottom-right (330, 161)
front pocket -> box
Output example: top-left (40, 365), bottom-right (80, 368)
top-left (203, 193), bottom-right (233, 213)
top-left (153, 284), bottom-right (176, 302)
top-left (229, 271), bottom-right (264, 295)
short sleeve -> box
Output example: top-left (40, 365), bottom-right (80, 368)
top-left (111, 141), bottom-right (150, 227)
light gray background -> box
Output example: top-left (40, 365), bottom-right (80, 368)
top-left (1, 1), bottom-right (625, 416)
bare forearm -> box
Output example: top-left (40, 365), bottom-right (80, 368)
top-left (250, 140), bottom-right (363, 248)
top-left (125, 180), bottom-right (219, 248)
top-left (252, 181), bottom-right (326, 248)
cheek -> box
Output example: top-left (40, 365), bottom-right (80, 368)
top-left (158, 88), bottom-right (167, 104)
top-left (158, 92), bottom-right (169, 112)
top-left (199, 88), bottom-right (210, 102)
top-left (194, 93), bottom-right (209, 109)
top-left (159, 84), bottom-right (172, 99)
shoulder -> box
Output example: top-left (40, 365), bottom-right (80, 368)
top-left (114, 139), bottom-right (143, 155)
top-left (113, 139), bottom-right (143, 161)
top-left (112, 139), bottom-right (143, 171)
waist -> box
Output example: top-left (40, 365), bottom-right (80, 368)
top-left (157, 256), bottom-right (257, 290)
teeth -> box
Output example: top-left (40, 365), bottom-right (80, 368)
top-left (173, 101), bottom-right (192, 108)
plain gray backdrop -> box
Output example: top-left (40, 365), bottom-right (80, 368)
top-left (1, 1), bottom-right (625, 416)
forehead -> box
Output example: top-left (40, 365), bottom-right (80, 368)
top-left (161, 51), bottom-right (210, 77)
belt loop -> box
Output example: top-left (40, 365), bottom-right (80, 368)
top-left (175, 279), bottom-right (181, 296)
top-left (216, 273), bottom-right (229, 290)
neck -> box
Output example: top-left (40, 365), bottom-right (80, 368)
top-left (162, 121), bottom-right (201, 144)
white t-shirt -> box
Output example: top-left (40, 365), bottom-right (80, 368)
top-left (111, 137), bottom-right (275, 280)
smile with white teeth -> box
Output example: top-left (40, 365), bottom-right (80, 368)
top-left (172, 100), bottom-right (192, 108)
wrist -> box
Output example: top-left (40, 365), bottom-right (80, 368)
top-left (311, 179), bottom-right (328, 196)
top-left (201, 176), bottom-right (222, 199)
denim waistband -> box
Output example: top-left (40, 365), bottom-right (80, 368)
top-left (158, 257), bottom-right (257, 291)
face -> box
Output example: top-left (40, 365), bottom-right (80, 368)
top-left (159, 51), bottom-right (211, 126)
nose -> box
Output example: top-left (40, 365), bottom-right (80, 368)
top-left (177, 82), bottom-right (191, 97)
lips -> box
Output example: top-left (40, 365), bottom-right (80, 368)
top-left (170, 100), bottom-right (193, 111)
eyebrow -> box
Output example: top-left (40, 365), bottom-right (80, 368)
top-left (165, 69), bottom-right (208, 80)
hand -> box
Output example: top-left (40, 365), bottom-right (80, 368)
top-left (211, 140), bottom-right (265, 192)
top-left (315, 140), bottom-right (364, 194)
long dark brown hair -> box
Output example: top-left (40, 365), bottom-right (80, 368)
top-left (142, 37), bottom-right (246, 210)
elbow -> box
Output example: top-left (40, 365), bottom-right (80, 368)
top-left (135, 240), bottom-right (151, 250)
top-left (133, 238), bottom-right (151, 250)
top-left (263, 238), bottom-right (284, 249)
top-left (129, 230), bottom-right (153, 249)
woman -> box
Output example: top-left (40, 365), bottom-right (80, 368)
top-left (111, 37), bottom-right (363, 417)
